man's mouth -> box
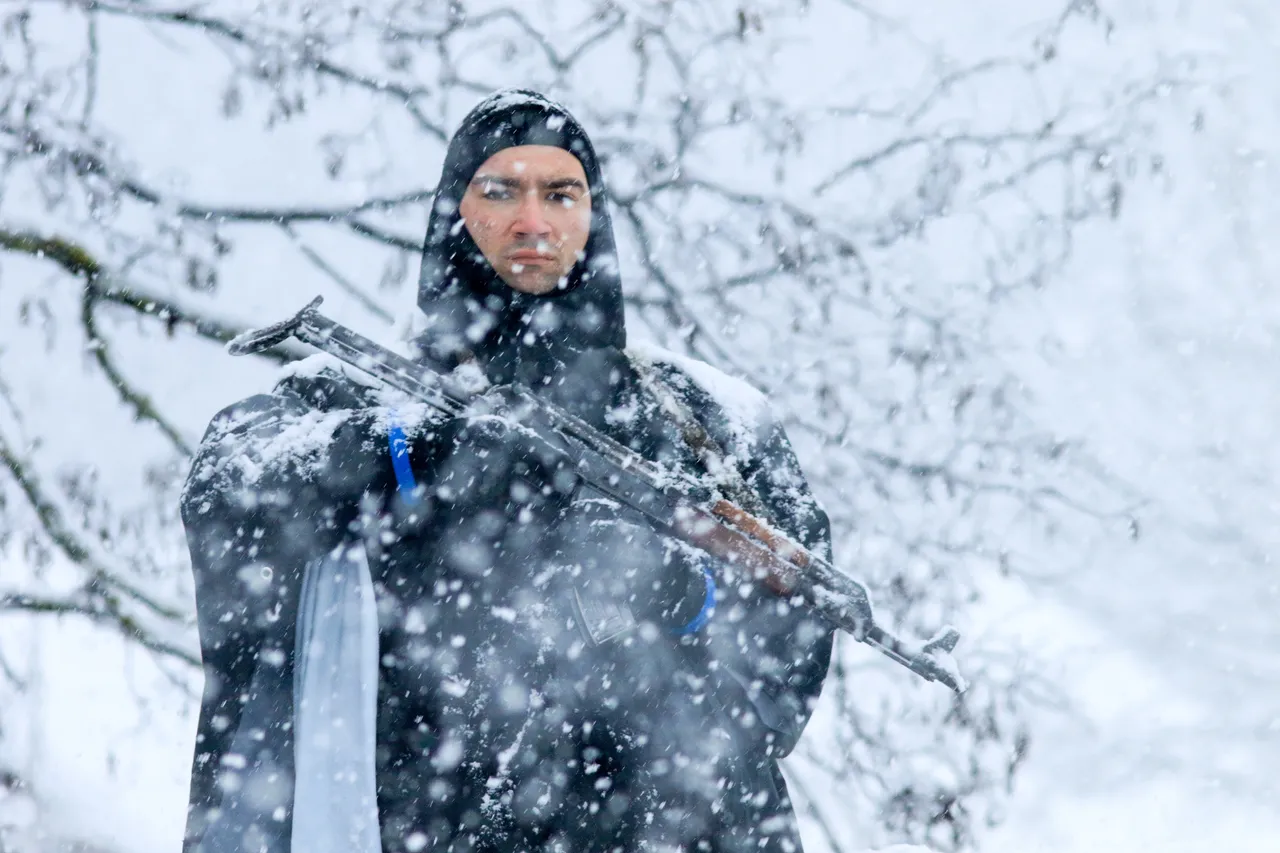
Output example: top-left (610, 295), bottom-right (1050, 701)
top-left (509, 250), bottom-right (553, 262)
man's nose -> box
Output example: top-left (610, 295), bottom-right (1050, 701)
top-left (512, 191), bottom-right (552, 237)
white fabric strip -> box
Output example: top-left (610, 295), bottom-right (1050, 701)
top-left (291, 545), bottom-right (383, 853)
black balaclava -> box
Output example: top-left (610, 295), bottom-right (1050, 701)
top-left (414, 90), bottom-right (627, 408)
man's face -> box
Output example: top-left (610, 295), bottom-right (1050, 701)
top-left (458, 144), bottom-right (593, 295)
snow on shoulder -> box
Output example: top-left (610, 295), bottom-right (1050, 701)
top-left (627, 341), bottom-right (772, 442)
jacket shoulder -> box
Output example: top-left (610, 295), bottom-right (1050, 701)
top-left (182, 357), bottom-right (389, 514)
top-left (626, 342), bottom-right (831, 556)
top-left (625, 342), bottom-right (773, 449)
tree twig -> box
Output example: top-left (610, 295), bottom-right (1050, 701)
top-left (0, 227), bottom-right (304, 363)
top-left (81, 282), bottom-right (194, 456)
top-left (1, 122), bottom-right (430, 252)
top-left (280, 223), bottom-right (395, 323)
top-left (0, 591), bottom-right (198, 667)
top-left (77, 0), bottom-right (449, 142)
top-left (0, 428), bottom-right (186, 625)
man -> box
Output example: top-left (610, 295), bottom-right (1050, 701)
top-left (181, 89), bottom-right (835, 853)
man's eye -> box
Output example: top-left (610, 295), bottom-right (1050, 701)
top-left (550, 192), bottom-right (576, 206)
top-left (481, 187), bottom-right (512, 201)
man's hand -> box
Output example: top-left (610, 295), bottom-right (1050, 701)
top-left (554, 498), bottom-right (711, 635)
top-left (423, 412), bottom-right (572, 507)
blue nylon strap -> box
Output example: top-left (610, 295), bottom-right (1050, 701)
top-left (386, 415), bottom-right (419, 504)
top-left (673, 568), bottom-right (716, 636)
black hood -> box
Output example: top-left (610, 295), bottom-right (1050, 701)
top-left (414, 89), bottom-right (626, 392)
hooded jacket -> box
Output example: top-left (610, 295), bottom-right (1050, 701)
top-left (180, 90), bottom-right (834, 853)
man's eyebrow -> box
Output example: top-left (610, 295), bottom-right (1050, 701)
top-left (469, 174), bottom-right (588, 192)
top-left (470, 174), bottom-right (520, 187)
top-left (543, 177), bottom-right (588, 192)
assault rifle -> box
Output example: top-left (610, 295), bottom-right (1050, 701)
top-left (229, 296), bottom-right (965, 692)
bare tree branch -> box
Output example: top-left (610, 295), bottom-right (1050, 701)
top-left (344, 218), bottom-right (423, 252)
top-left (0, 427), bottom-right (185, 625)
top-left (614, 198), bottom-right (755, 375)
top-left (0, 228), bottom-right (306, 363)
top-left (80, 284), bottom-right (194, 456)
top-left (626, 174), bottom-right (873, 284)
top-left (0, 120), bottom-right (432, 242)
top-left (81, 10), bottom-right (100, 128)
top-left (162, 191), bottom-right (435, 225)
top-left (0, 225), bottom-right (199, 455)
top-left (813, 126), bottom-right (1064, 197)
top-left (0, 591), bottom-right (198, 667)
top-left (280, 223), bottom-right (395, 323)
top-left (76, 0), bottom-right (450, 142)
top-left (0, 641), bottom-right (26, 689)
top-left (783, 768), bottom-right (851, 853)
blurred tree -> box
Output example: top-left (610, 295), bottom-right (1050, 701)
top-left (0, 0), bottom-right (1169, 849)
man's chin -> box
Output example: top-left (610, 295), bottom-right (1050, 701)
top-left (500, 270), bottom-right (564, 295)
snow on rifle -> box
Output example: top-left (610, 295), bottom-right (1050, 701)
top-left (229, 296), bottom-right (966, 692)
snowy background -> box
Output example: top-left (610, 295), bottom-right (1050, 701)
top-left (0, 1), bottom-right (1277, 851)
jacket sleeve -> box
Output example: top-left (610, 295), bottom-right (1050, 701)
top-left (702, 411), bottom-right (836, 760)
top-left (180, 386), bottom-right (394, 849)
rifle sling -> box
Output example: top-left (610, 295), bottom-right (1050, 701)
top-left (627, 351), bottom-right (770, 520)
